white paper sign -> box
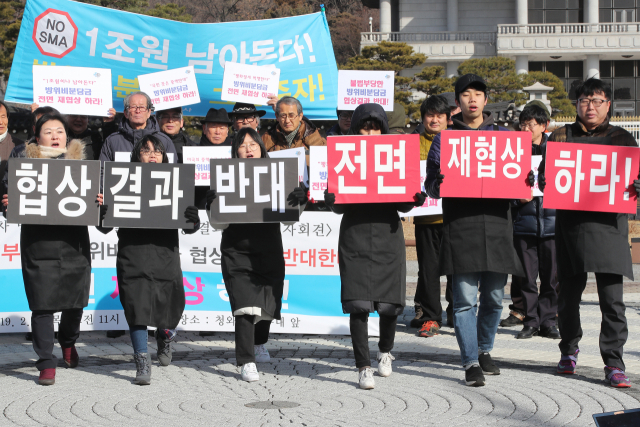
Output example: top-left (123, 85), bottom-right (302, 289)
top-left (309, 146), bottom-right (328, 202)
top-left (138, 66), bottom-right (200, 111)
top-left (400, 160), bottom-right (443, 217)
top-left (268, 147), bottom-right (308, 187)
top-left (532, 155), bottom-right (543, 197)
top-left (221, 62), bottom-right (280, 106)
top-left (183, 146), bottom-right (232, 186)
top-left (114, 151), bottom-right (175, 163)
top-left (32, 65), bottom-right (113, 116)
top-left (337, 70), bottom-right (395, 112)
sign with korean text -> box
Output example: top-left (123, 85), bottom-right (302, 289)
top-left (6, 0), bottom-right (339, 119)
top-left (137, 66), bottom-right (200, 111)
top-left (400, 160), bottom-right (442, 217)
top-left (7, 158), bottom-right (100, 226)
top-left (337, 70), bottom-right (394, 111)
top-left (309, 145), bottom-right (327, 202)
top-left (267, 147), bottom-right (308, 187)
top-left (221, 62), bottom-right (280, 106)
top-left (440, 130), bottom-right (532, 199)
top-left (327, 134), bottom-right (420, 204)
top-left (532, 155), bottom-right (543, 197)
top-left (102, 163), bottom-right (195, 228)
top-left (32, 65), bottom-right (112, 116)
top-left (209, 158), bottom-right (301, 223)
top-left (183, 146), bottom-right (232, 186)
top-left (542, 141), bottom-right (639, 214)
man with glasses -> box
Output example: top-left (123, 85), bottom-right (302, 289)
top-left (229, 102), bottom-right (266, 134)
top-left (157, 107), bottom-right (197, 163)
top-left (200, 108), bottom-right (233, 146)
top-left (539, 78), bottom-right (637, 388)
top-left (327, 110), bottom-right (352, 136)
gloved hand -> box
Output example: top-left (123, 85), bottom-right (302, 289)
top-left (184, 206), bottom-right (200, 224)
top-left (205, 189), bottom-right (217, 211)
top-left (324, 189), bottom-right (336, 207)
top-left (99, 204), bottom-right (108, 223)
top-left (413, 191), bottom-right (427, 207)
top-left (634, 171), bottom-right (640, 194)
top-left (435, 169), bottom-right (444, 188)
top-left (527, 170), bottom-right (535, 187)
top-left (538, 174), bottom-right (546, 193)
top-left (287, 182), bottom-right (309, 207)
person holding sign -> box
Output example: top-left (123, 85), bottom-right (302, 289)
top-left (97, 135), bottom-right (200, 386)
top-left (539, 79), bottom-right (637, 388)
top-left (324, 103), bottom-right (425, 390)
top-left (1, 114), bottom-right (94, 386)
top-left (205, 127), bottom-right (308, 383)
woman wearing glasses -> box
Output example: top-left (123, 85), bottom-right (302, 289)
top-left (97, 134), bottom-right (200, 385)
top-left (205, 127), bottom-right (307, 382)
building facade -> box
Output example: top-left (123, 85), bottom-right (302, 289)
top-left (362, 0), bottom-right (640, 117)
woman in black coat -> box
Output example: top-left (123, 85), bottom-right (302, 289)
top-left (205, 127), bottom-right (307, 382)
top-left (324, 103), bottom-right (425, 390)
top-left (2, 113), bottom-right (93, 386)
top-left (98, 134), bottom-right (200, 385)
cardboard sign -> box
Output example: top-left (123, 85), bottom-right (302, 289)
top-left (209, 158), bottom-right (300, 223)
top-left (267, 147), bottom-right (308, 187)
top-left (221, 62), bottom-right (280, 106)
top-left (138, 66), bottom-right (200, 111)
top-left (7, 158), bottom-right (100, 226)
top-left (327, 134), bottom-right (421, 204)
top-left (32, 65), bottom-right (112, 116)
top-left (542, 141), bottom-right (639, 214)
top-left (182, 146), bottom-right (232, 186)
top-left (102, 163), bottom-right (196, 228)
top-left (532, 155), bottom-right (543, 197)
top-left (337, 70), bottom-right (395, 111)
top-left (440, 130), bottom-right (532, 199)
top-left (309, 145), bottom-right (328, 202)
top-left (400, 160), bottom-right (442, 217)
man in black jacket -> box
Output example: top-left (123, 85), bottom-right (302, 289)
top-left (157, 107), bottom-right (197, 163)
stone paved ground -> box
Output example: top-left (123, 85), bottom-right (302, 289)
top-left (0, 298), bottom-right (639, 426)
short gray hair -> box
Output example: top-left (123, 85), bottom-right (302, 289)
top-left (275, 96), bottom-right (302, 116)
top-left (123, 91), bottom-right (154, 111)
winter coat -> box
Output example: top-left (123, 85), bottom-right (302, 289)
top-left (326, 123), bottom-right (346, 136)
top-left (6, 140), bottom-right (92, 311)
top-left (167, 130), bottom-right (198, 163)
top-left (98, 116), bottom-right (178, 163)
top-left (262, 116), bottom-right (326, 165)
top-left (0, 133), bottom-right (22, 196)
top-left (540, 118), bottom-right (637, 280)
top-left (68, 128), bottom-right (103, 160)
top-left (425, 112), bottom-right (524, 276)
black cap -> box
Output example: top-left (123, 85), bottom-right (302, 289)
top-left (230, 102), bottom-right (267, 118)
top-left (200, 108), bottom-right (232, 124)
top-left (455, 74), bottom-right (487, 99)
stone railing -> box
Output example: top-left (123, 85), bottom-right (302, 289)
top-left (498, 23), bottom-right (640, 35)
top-left (361, 32), bottom-right (496, 43)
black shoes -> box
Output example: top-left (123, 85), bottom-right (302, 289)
top-left (106, 330), bottom-right (125, 338)
top-left (516, 326), bottom-right (539, 339)
top-left (465, 365), bottom-right (485, 387)
top-left (410, 307), bottom-right (426, 328)
top-left (499, 313), bottom-right (523, 327)
top-left (539, 325), bottom-right (561, 339)
top-left (478, 352), bottom-right (500, 375)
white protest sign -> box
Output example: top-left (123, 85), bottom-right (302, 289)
top-left (114, 151), bottom-right (175, 163)
top-left (309, 146), bottom-right (328, 202)
top-left (32, 65), bottom-right (112, 116)
top-left (138, 66), bottom-right (200, 111)
top-left (221, 62), bottom-right (280, 106)
top-left (337, 70), bottom-right (395, 112)
top-left (400, 160), bottom-right (443, 217)
top-left (268, 147), bottom-right (308, 187)
top-left (532, 155), bottom-right (543, 197)
top-left (183, 146), bottom-right (232, 186)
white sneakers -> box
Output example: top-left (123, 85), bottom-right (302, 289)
top-left (240, 363), bottom-right (259, 382)
top-left (254, 344), bottom-right (270, 363)
top-left (377, 352), bottom-right (395, 377)
top-left (359, 368), bottom-right (375, 389)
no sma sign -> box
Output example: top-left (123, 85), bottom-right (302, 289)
top-left (31, 8), bottom-right (78, 58)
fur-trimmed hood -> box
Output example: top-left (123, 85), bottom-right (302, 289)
top-left (25, 139), bottom-right (86, 160)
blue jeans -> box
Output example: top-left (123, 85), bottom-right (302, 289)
top-left (129, 326), bottom-right (176, 354)
top-left (452, 272), bottom-right (507, 366)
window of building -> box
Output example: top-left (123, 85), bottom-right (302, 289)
top-left (600, 0), bottom-right (640, 22)
top-left (529, 0), bottom-right (584, 23)
top-left (527, 61), bottom-right (583, 100)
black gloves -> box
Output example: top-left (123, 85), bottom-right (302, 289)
top-left (99, 204), bottom-right (108, 223)
top-left (634, 171), bottom-right (640, 194)
top-left (527, 170), bottom-right (535, 187)
top-left (184, 205), bottom-right (200, 224)
top-left (414, 191), bottom-right (426, 207)
top-left (435, 169), bottom-right (444, 188)
top-left (288, 182), bottom-right (308, 207)
top-left (324, 189), bottom-right (336, 207)
top-left (205, 189), bottom-right (217, 211)
top-left (538, 174), bottom-right (546, 193)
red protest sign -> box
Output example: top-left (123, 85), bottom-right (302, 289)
top-left (327, 134), bottom-right (421, 204)
top-left (543, 141), bottom-right (639, 214)
top-left (440, 130), bottom-right (532, 199)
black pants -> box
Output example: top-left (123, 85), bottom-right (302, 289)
top-left (350, 313), bottom-right (397, 369)
top-left (414, 223), bottom-right (453, 323)
top-left (512, 235), bottom-right (558, 328)
top-left (235, 315), bottom-right (271, 366)
top-left (31, 309), bottom-right (83, 371)
top-left (558, 272), bottom-right (628, 370)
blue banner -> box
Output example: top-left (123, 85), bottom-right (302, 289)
top-left (5, 0), bottom-right (339, 119)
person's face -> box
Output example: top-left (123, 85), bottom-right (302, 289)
top-left (124, 94), bottom-right (151, 127)
top-left (338, 111), bottom-right (352, 133)
top-left (139, 141), bottom-right (163, 163)
top-left (423, 112), bottom-right (448, 134)
top-left (456, 88), bottom-right (487, 121)
top-left (359, 126), bottom-right (382, 136)
top-left (67, 114), bottom-right (88, 135)
top-left (232, 114), bottom-right (258, 132)
top-left (0, 105), bottom-right (7, 135)
top-left (277, 103), bottom-right (302, 133)
top-left (36, 120), bottom-right (67, 148)
top-left (520, 119), bottom-right (548, 144)
top-left (577, 91), bottom-right (611, 129)
top-left (204, 122), bottom-right (229, 144)
top-left (158, 110), bottom-right (183, 135)
top-left (448, 106), bottom-right (461, 125)
top-left (237, 134), bottom-right (262, 159)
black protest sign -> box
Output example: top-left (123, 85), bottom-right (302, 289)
top-left (102, 162), bottom-right (195, 229)
top-left (209, 158), bottom-right (301, 223)
top-left (7, 158), bottom-right (101, 226)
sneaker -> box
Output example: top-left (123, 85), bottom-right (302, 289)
top-left (499, 312), bottom-right (523, 327)
top-left (133, 352), bottom-right (151, 385)
top-left (465, 365), bottom-right (485, 387)
top-left (557, 349), bottom-right (579, 374)
top-left (254, 344), bottom-right (270, 363)
top-left (418, 320), bottom-right (440, 337)
top-left (358, 367), bottom-right (375, 389)
top-left (155, 334), bottom-right (172, 367)
top-left (604, 366), bottom-right (631, 388)
top-left (38, 368), bottom-right (56, 386)
top-left (478, 352), bottom-right (500, 375)
top-left (240, 363), bottom-right (259, 382)
top-left (61, 345), bottom-right (79, 368)
top-left (376, 351), bottom-right (395, 377)
top-left (409, 307), bottom-right (426, 328)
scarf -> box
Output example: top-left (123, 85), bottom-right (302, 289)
top-left (419, 131), bottom-right (436, 160)
top-left (284, 121), bottom-right (302, 147)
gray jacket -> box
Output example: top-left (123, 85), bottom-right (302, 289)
top-left (99, 116), bottom-right (177, 162)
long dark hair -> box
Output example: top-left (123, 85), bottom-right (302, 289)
top-left (131, 134), bottom-right (169, 163)
top-left (34, 113), bottom-right (69, 144)
top-left (232, 127), bottom-right (268, 158)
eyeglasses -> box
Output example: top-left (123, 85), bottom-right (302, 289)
top-left (140, 149), bottom-right (163, 156)
top-left (578, 98), bottom-right (608, 107)
top-left (238, 142), bottom-right (260, 152)
top-left (127, 106), bottom-right (149, 112)
top-left (278, 113), bottom-right (300, 121)
top-left (519, 121), bottom-right (540, 130)
top-left (338, 113), bottom-right (352, 120)
top-left (235, 115), bottom-right (256, 123)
